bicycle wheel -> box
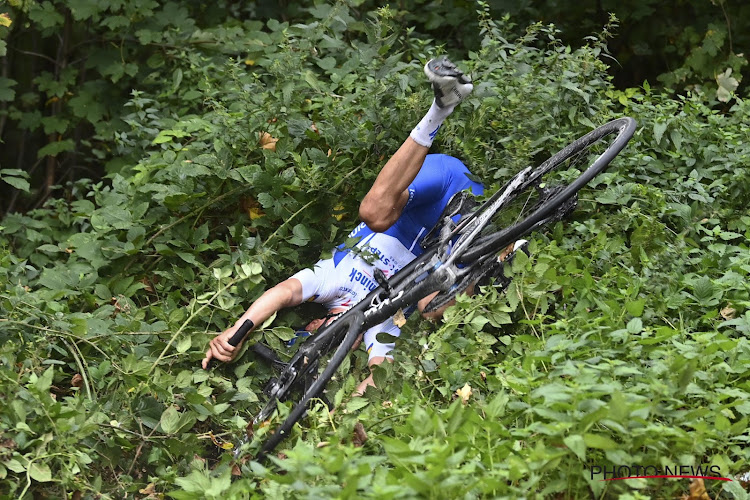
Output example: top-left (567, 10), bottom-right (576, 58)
top-left (456, 117), bottom-right (636, 264)
top-left (254, 310), bottom-right (365, 461)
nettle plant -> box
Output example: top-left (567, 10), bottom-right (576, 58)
top-left (1, 2), bottom-right (749, 499)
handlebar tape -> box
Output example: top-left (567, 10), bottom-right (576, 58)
top-left (228, 319), bottom-right (254, 346)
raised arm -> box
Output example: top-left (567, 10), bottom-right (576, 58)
top-left (201, 278), bottom-right (304, 368)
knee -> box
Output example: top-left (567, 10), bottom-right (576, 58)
top-left (359, 198), bottom-right (392, 233)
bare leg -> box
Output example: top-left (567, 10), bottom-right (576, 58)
top-left (354, 356), bottom-right (390, 396)
top-left (359, 138), bottom-right (428, 232)
top-left (417, 284), bottom-right (477, 321)
top-left (359, 58), bottom-right (473, 233)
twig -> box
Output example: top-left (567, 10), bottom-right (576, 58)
top-left (3, 319), bottom-right (125, 373)
top-left (121, 187), bottom-right (247, 274)
top-left (60, 337), bottom-right (94, 401)
top-left (264, 156), bottom-right (368, 246)
top-left (127, 425), bottom-right (159, 476)
top-left (10, 47), bottom-right (57, 64)
top-left (416, 356), bottom-right (443, 395)
top-left (718, 0), bottom-right (733, 54)
top-left (145, 186), bottom-right (246, 248)
top-left (265, 199), bottom-right (315, 245)
top-left (368, 411), bottom-right (410, 428)
top-left (101, 423), bottom-right (169, 440)
top-left (148, 277), bottom-right (239, 374)
top-left (308, 397), bottom-right (336, 432)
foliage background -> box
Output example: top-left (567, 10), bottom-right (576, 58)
top-left (0, 0), bottom-right (749, 498)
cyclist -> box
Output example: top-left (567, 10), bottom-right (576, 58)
top-left (203, 57), bottom-right (490, 395)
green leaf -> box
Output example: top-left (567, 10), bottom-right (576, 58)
top-left (289, 224), bottom-right (310, 246)
top-left (153, 130), bottom-right (181, 144)
top-left (317, 57), bottom-right (337, 71)
top-left (303, 70), bottom-right (321, 91)
top-left (723, 479), bottom-right (749, 500)
top-left (41, 115), bottom-right (69, 134)
top-left (37, 139), bottom-right (75, 158)
top-left (677, 360), bottom-right (697, 391)
top-left (692, 276), bottom-right (715, 305)
top-left (28, 462), bottom-right (52, 482)
top-left (626, 318), bottom-right (642, 334)
top-left (484, 393), bottom-right (508, 418)
top-left (70, 89), bottom-right (107, 123)
top-left (1, 175), bottom-right (30, 191)
top-left (173, 469), bottom-right (211, 494)
top-left (719, 231), bottom-right (742, 241)
top-left (172, 68), bottom-right (183, 92)
top-left (0, 77), bottom-right (16, 102)
top-left (625, 299), bottom-right (645, 317)
top-left (67, 0), bottom-right (101, 20)
top-left (653, 121), bottom-right (667, 144)
top-left (34, 366), bottom-right (54, 393)
top-left (171, 469), bottom-right (231, 497)
top-left (91, 206), bottom-right (133, 231)
top-left (4, 458), bottom-right (25, 474)
top-left (160, 407), bottom-right (181, 434)
top-left (583, 433), bottom-right (618, 450)
top-left (563, 435), bottom-right (586, 461)
top-left (28, 1), bottom-right (64, 29)
top-left (176, 335), bottom-right (191, 354)
top-left (345, 398), bottom-right (370, 413)
top-left (204, 469), bottom-right (232, 496)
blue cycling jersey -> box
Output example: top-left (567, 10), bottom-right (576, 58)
top-left (291, 154), bottom-right (483, 360)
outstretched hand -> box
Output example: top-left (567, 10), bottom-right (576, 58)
top-left (201, 323), bottom-right (245, 369)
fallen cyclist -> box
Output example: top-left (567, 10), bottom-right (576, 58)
top-left (202, 56), bottom-right (526, 395)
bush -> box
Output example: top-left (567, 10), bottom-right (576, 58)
top-left (1, 3), bottom-right (749, 499)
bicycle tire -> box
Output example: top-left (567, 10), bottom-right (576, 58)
top-left (458, 117), bottom-right (636, 264)
top-left (255, 310), bottom-right (365, 460)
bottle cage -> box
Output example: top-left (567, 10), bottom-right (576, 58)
top-left (420, 191), bottom-right (478, 250)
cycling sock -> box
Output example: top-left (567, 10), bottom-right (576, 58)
top-left (410, 99), bottom-right (455, 148)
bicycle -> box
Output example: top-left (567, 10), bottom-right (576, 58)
top-left (227, 116), bottom-right (637, 463)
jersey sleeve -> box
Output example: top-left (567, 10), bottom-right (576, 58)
top-left (289, 259), bottom-right (339, 305)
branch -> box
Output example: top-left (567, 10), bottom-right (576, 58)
top-left (10, 47), bottom-right (57, 64)
top-left (148, 277), bottom-right (240, 374)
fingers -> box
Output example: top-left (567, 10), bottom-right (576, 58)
top-left (201, 331), bottom-right (240, 369)
top-left (210, 336), bottom-right (237, 361)
top-left (201, 349), bottom-right (213, 370)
